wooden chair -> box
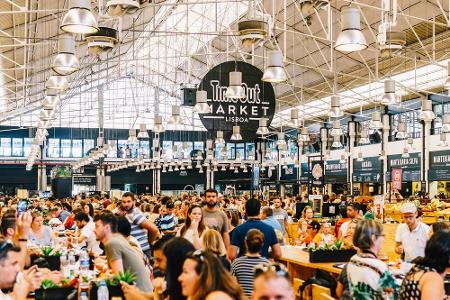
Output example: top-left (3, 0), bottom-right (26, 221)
top-left (319, 292), bottom-right (336, 300)
top-left (293, 278), bottom-right (304, 300)
top-left (311, 284), bottom-right (331, 300)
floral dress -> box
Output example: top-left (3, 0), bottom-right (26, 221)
top-left (347, 253), bottom-right (399, 300)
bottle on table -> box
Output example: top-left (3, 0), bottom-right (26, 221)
top-left (79, 249), bottom-right (90, 278)
top-left (80, 291), bottom-right (88, 300)
top-left (97, 280), bottom-right (109, 300)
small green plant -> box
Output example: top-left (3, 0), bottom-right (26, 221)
top-left (41, 246), bottom-right (61, 256)
top-left (41, 279), bottom-right (58, 290)
top-left (105, 270), bottom-right (136, 286)
top-left (310, 240), bottom-right (344, 251)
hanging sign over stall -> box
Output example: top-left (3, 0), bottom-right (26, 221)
top-left (386, 153), bottom-right (421, 181)
top-left (310, 160), bottom-right (324, 187)
top-left (325, 160), bottom-right (347, 184)
top-left (199, 61), bottom-right (276, 141)
top-left (429, 150), bottom-right (450, 181)
top-left (352, 157), bottom-right (382, 183)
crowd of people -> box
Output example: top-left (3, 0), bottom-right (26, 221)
top-left (0, 189), bottom-right (448, 300)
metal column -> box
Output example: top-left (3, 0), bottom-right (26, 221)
top-left (348, 122), bottom-right (356, 193)
top-left (382, 114), bottom-right (390, 195)
top-left (423, 121), bottom-right (432, 193)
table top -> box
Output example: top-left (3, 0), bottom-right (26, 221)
top-left (279, 246), bottom-right (343, 275)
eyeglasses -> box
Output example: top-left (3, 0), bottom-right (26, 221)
top-left (254, 262), bottom-right (289, 279)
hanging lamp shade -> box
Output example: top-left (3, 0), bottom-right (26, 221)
top-left (230, 125), bottom-right (242, 141)
top-left (332, 135), bottom-right (342, 148)
top-left (194, 90), bottom-right (211, 114)
top-left (301, 127), bottom-right (310, 142)
top-left (381, 80), bottom-right (399, 105)
top-left (329, 96), bottom-right (343, 118)
top-left (439, 132), bottom-right (448, 146)
top-left (370, 111), bottom-right (383, 129)
top-left (359, 129), bottom-right (370, 144)
top-left (42, 95), bottom-right (60, 110)
top-left (276, 132), bottom-right (286, 146)
top-left (418, 99), bottom-right (435, 121)
top-left (442, 113), bottom-right (450, 133)
top-left (60, 0), bottom-right (99, 34)
top-left (153, 115), bottom-right (165, 133)
top-left (335, 7), bottom-right (367, 52)
top-left (262, 50), bottom-right (288, 83)
top-left (288, 108), bottom-right (301, 128)
top-left (445, 61), bottom-right (450, 90)
top-left (46, 75), bottom-right (69, 91)
top-left (128, 129), bottom-right (138, 144)
top-left (106, 0), bottom-right (140, 17)
top-left (168, 105), bottom-right (183, 125)
top-left (401, 147), bottom-right (410, 158)
top-left (215, 130), bottom-right (225, 145)
top-left (256, 118), bottom-right (270, 135)
top-left (356, 151), bottom-right (364, 162)
top-left (137, 123), bottom-right (149, 139)
top-left (330, 120), bottom-right (343, 137)
top-left (395, 121), bottom-right (408, 139)
top-left (39, 109), bottom-right (57, 121)
top-left (225, 71), bottom-right (246, 99)
top-left (52, 34), bottom-right (80, 76)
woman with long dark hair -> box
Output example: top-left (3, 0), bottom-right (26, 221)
top-left (178, 250), bottom-right (245, 300)
top-left (176, 205), bottom-right (207, 249)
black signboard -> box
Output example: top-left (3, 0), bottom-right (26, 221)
top-left (386, 153), bottom-right (421, 181)
top-left (199, 61), bottom-right (276, 141)
top-left (280, 164), bottom-right (297, 181)
top-left (352, 157), bottom-right (382, 183)
top-left (300, 163), bottom-right (309, 183)
top-left (429, 150), bottom-right (450, 180)
top-left (310, 160), bottom-right (325, 187)
top-left (325, 160), bottom-right (347, 184)
top-left (252, 166), bottom-right (260, 191)
top-left (73, 176), bottom-right (96, 185)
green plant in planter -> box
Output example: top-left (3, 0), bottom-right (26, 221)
top-left (41, 246), bottom-right (61, 256)
top-left (41, 279), bottom-right (58, 290)
top-left (105, 270), bottom-right (136, 286)
top-left (311, 240), bottom-right (344, 252)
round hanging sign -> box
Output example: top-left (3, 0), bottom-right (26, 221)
top-left (198, 61), bottom-right (276, 141)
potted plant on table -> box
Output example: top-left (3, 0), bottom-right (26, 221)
top-left (309, 240), bottom-right (357, 263)
top-left (34, 278), bottom-right (78, 300)
top-left (90, 270), bottom-right (136, 300)
top-left (30, 246), bottom-right (62, 271)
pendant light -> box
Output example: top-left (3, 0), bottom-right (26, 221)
top-left (329, 96), bottom-right (343, 118)
top-left (276, 132), bottom-right (286, 146)
top-left (395, 121), bottom-right (407, 139)
top-left (334, 7), bottom-right (367, 52)
top-left (379, 150), bottom-right (385, 161)
top-left (39, 109), bottom-right (57, 121)
top-left (444, 61), bottom-right (450, 90)
top-left (301, 127), bottom-right (310, 142)
top-left (381, 80), bottom-right (399, 105)
top-left (256, 118), bottom-right (270, 135)
top-left (46, 75), bottom-right (69, 91)
top-left (262, 50), bottom-right (288, 83)
top-left (42, 95), bottom-right (60, 110)
top-left (288, 108), bottom-right (301, 128)
top-left (359, 128), bottom-right (370, 144)
top-left (128, 129), bottom-right (138, 144)
top-left (370, 111), bottom-right (383, 130)
top-left (331, 135), bottom-right (342, 148)
top-left (194, 90), bottom-right (211, 114)
top-left (339, 154), bottom-right (347, 163)
top-left (330, 120), bottom-right (343, 137)
top-left (60, 0), bottom-right (99, 34)
top-left (401, 146), bottom-right (410, 158)
top-left (225, 71), bottom-right (246, 99)
top-left (230, 125), bottom-right (242, 141)
top-left (438, 132), bottom-right (448, 147)
top-left (356, 151), bottom-right (364, 162)
top-left (137, 124), bottom-right (149, 139)
top-left (418, 99), bottom-right (435, 121)
top-left (153, 115), bottom-right (165, 133)
top-left (215, 130), bottom-right (225, 145)
top-left (168, 105), bottom-right (183, 125)
top-left (106, 0), bottom-right (140, 17)
top-left (442, 114), bottom-right (450, 133)
top-left (52, 34), bottom-right (80, 76)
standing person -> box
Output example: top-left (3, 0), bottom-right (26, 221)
top-left (395, 202), bottom-right (430, 262)
top-left (93, 212), bottom-right (153, 292)
top-left (338, 202), bottom-right (361, 239)
top-left (231, 229), bottom-right (270, 297)
top-left (156, 201), bottom-right (177, 235)
top-left (260, 207), bottom-right (283, 236)
top-left (114, 192), bottom-right (160, 259)
top-left (271, 196), bottom-right (289, 235)
top-left (252, 262), bottom-right (295, 300)
top-left (177, 205), bottom-right (207, 250)
top-left (202, 189), bottom-right (230, 251)
top-left (229, 199), bottom-right (281, 260)
top-left (398, 230), bottom-right (450, 300)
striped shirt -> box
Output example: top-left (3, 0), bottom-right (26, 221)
top-left (157, 214), bottom-right (176, 232)
top-left (125, 208), bottom-right (150, 252)
top-left (231, 255), bottom-right (270, 297)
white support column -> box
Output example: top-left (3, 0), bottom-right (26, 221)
top-left (423, 121), bottom-right (432, 193)
top-left (37, 165), bottom-right (47, 191)
top-left (382, 114), bottom-right (390, 195)
top-left (206, 166), bottom-right (211, 189)
top-left (348, 122), bottom-right (356, 193)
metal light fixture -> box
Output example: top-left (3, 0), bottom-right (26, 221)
top-left (46, 75), bottom-right (69, 91)
top-left (329, 96), bottom-right (343, 118)
top-left (230, 125), bottom-right (242, 141)
top-left (395, 121), bottom-right (408, 139)
top-left (106, 0), bottom-right (140, 17)
top-left (42, 95), bottom-right (60, 110)
top-left (256, 118), bottom-right (270, 135)
top-left (128, 129), bottom-right (138, 144)
top-left (379, 150), bottom-right (385, 161)
top-left (153, 115), bottom-right (165, 133)
top-left (330, 120), bottom-right (343, 137)
top-left (438, 132), bottom-right (448, 147)
top-left (194, 90), bottom-right (211, 114)
top-left (262, 50), bottom-right (288, 83)
top-left (225, 71), bottom-right (246, 99)
top-left (276, 132), bottom-right (286, 146)
top-left (356, 151), bottom-right (364, 162)
top-left (215, 131), bottom-right (225, 145)
top-left (418, 99), bottom-right (435, 121)
top-left (168, 105), bottom-right (183, 125)
top-left (401, 147), bottom-right (410, 158)
top-left (381, 80), bottom-right (399, 105)
top-left (137, 124), bottom-right (149, 139)
top-left (39, 109), bottom-right (57, 121)
top-left (359, 128), bottom-right (370, 144)
top-left (442, 113), bottom-right (450, 133)
top-left (335, 7), bottom-right (367, 52)
top-left (52, 34), bottom-right (80, 76)
top-left (288, 108), bottom-right (301, 128)
top-left (332, 135), bottom-right (342, 148)
top-left (60, 0), bottom-right (98, 34)
top-left (370, 111), bottom-right (383, 130)
top-left (301, 127), bottom-right (310, 142)
top-left (445, 61), bottom-right (450, 90)
top-left (339, 154), bottom-right (347, 163)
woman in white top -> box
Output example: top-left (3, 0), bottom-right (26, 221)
top-left (176, 204), bottom-right (207, 249)
top-left (28, 211), bottom-right (55, 247)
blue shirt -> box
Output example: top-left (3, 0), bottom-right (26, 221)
top-left (262, 216), bottom-right (283, 234)
top-left (231, 219), bottom-right (278, 258)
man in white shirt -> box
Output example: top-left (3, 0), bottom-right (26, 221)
top-left (338, 202), bottom-right (361, 239)
top-left (74, 212), bottom-right (103, 255)
top-left (395, 202), bottom-right (430, 262)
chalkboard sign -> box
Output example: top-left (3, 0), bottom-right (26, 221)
top-left (429, 150), bottom-right (450, 180)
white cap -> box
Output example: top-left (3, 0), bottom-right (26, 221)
top-left (400, 202), bottom-right (417, 214)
